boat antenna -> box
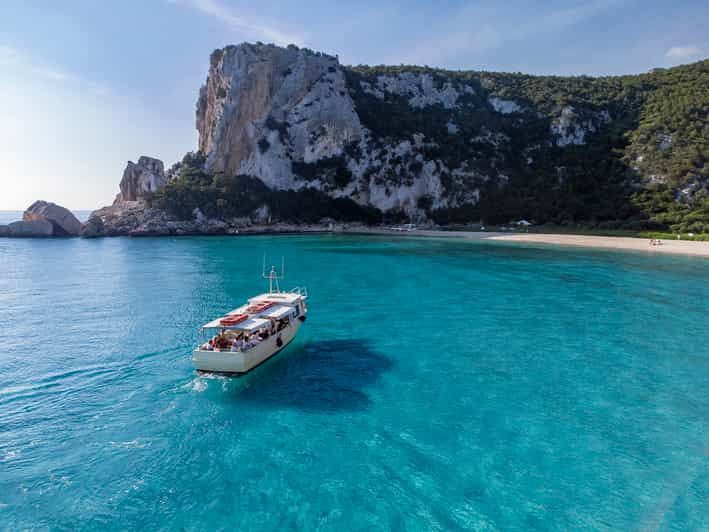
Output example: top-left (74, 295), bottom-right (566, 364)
top-left (262, 255), bottom-right (285, 293)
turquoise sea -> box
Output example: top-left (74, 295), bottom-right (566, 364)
top-left (1, 235), bottom-right (707, 530)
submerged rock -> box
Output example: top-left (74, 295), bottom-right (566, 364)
top-left (23, 200), bottom-right (82, 236)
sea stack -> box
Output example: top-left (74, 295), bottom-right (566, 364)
top-left (23, 200), bottom-right (83, 236)
top-left (0, 200), bottom-right (81, 237)
top-left (115, 156), bottom-right (167, 203)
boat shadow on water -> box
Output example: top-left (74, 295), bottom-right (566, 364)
top-left (217, 339), bottom-right (393, 413)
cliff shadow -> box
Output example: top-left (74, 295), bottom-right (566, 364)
top-left (225, 339), bottom-right (392, 413)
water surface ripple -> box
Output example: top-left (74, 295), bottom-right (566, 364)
top-left (0, 235), bottom-right (707, 530)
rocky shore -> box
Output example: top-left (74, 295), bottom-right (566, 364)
top-left (84, 200), bottom-right (348, 237)
top-left (0, 201), bottom-right (83, 238)
top-left (4, 197), bottom-right (709, 258)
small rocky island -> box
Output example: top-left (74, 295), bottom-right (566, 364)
top-left (3, 42), bottom-right (707, 238)
top-left (0, 201), bottom-right (83, 238)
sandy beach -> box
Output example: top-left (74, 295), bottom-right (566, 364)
top-left (347, 228), bottom-right (709, 258)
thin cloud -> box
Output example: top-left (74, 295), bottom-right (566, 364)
top-left (0, 45), bottom-right (20, 65)
top-left (0, 44), bottom-right (76, 82)
top-left (664, 45), bottom-right (701, 59)
top-left (32, 66), bottom-right (76, 82)
top-left (169, 0), bottom-right (304, 46)
top-left (394, 0), bottom-right (628, 68)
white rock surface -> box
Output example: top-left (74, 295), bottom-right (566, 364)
top-left (117, 156), bottom-right (166, 202)
top-left (197, 42), bottom-right (361, 189)
top-left (489, 97), bottom-right (522, 114)
top-left (551, 106), bottom-right (592, 146)
top-left (361, 73), bottom-right (465, 109)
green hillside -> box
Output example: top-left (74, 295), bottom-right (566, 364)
top-left (346, 60), bottom-right (708, 231)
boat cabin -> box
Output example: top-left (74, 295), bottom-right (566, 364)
top-left (197, 291), bottom-right (306, 353)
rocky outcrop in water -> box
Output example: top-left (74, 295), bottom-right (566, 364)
top-left (116, 156), bottom-right (166, 203)
top-left (1, 201), bottom-right (81, 238)
top-left (1, 219), bottom-right (55, 237)
top-left (84, 156), bottom-right (171, 236)
top-left (23, 200), bottom-right (82, 236)
top-left (81, 214), bottom-right (105, 238)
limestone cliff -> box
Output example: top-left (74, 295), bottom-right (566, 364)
top-left (116, 156), bottom-right (166, 203)
top-left (89, 44), bottom-right (706, 235)
top-left (196, 43), bottom-right (361, 189)
top-left (188, 43), bottom-right (707, 230)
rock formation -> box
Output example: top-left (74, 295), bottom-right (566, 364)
top-left (81, 214), bottom-right (105, 238)
top-left (1, 219), bottom-right (54, 237)
top-left (191, 43), bottom-right (621, 219)
top-left (116, 156), bottom-right (166, 203)
top-left (196, 43), bottom-right (361, 189)
top-left (23, 200), bottom-right (82, 236)
top-left (86, 44), bottom-right (707, 235)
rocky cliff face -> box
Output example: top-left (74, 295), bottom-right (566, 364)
top-left (89, 44), bottom-right (707, 235)
top-left (116, 156), bottom-right (166, 203)
top-left (196, 43), bottom-right (361, 189)
top-left (189, 43), bottom-right (706, 228)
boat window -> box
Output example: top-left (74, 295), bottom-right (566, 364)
top-left (294, 305), bottom-right (300, 317)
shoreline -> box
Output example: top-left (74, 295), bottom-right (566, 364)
top-left (136, 225), bottom-right (709, 258)
top-left (346, 228), bottom-right (709, 258)
top-left (3, 222), bottom-right (709, 257)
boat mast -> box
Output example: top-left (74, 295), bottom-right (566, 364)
top-left (262, 256), bottom-right (285, 293)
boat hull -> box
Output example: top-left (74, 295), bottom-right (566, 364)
top-left (192, 318), bottom-right (302, 375)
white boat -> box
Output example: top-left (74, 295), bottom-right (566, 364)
top-left (192, 264), bottom-right (308, 375)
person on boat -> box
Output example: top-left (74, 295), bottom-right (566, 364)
top-left (203, 339), bottom-right (214, 351)
top-left (249, 334), bottom-right (262, 347)
top-left (216, 333), bottom-right (229, 350)
top-left (234, 336), bottom-right (247, 351)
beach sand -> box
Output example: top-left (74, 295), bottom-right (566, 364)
top-left (347, 228), bottom-right (709, 258)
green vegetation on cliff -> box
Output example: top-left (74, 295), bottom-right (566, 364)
top-left (161, 57), bottom-right (707, 231)
top-left (346, 60), bottom-right (708, 230)
top-left (153, 153), bottom-right (381, 224)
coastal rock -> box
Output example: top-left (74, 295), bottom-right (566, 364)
top-left (81, 214), bottom-right (105, 238)
top-left (23, 200), bottom-right (82, 236)
top-left (116, 156), bottom-right (166, 203)
top-left (6, 219), bottom-right (54, 237)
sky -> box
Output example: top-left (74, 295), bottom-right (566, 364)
top-left (0, 0), bottom-right (706, 209)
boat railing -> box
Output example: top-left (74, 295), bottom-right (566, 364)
top-left (289, 286), bottom-right (308, 298)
